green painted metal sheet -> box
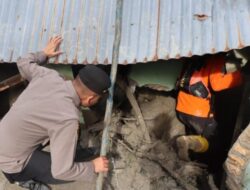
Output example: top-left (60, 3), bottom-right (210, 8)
top-left (128, 60), bottom-right (183, 91)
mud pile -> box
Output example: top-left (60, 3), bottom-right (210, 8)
top-left (85, 90), bottom-right (216, 190)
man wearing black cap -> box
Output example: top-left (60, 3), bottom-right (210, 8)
top-left (0, 36), bottom-right (110, 190)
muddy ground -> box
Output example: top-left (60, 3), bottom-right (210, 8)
top-left (84, 90), bottom-right (219, 190)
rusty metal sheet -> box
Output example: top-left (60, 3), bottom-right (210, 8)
top-left (0, 0), bottom-right (250, 64)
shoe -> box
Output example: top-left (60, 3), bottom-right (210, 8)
top-left (16, 180), bottom-right (51, 190)
top-left (176, 135), bottom-right (209, 161)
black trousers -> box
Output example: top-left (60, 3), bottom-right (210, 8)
top-left (3, 146), bottom-right (97, 185)
top-left (177, 111), bottom-right (217, 139)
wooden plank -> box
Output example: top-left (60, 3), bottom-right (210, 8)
top-left (0, 74), bottom-right (24, 92)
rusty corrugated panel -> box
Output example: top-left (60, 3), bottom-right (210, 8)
top-left (0, 0), bottom-right (116, 64)
top-left (0, 0), bottom-right (250, 64)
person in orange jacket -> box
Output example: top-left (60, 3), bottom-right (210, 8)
top-left (175, 51), bottom-right (245, 160)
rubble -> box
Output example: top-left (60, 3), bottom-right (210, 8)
top-left (85, 88), bottom-right (214, 190)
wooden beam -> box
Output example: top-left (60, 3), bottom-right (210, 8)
top-left (0, 74), bottom-right (24, 92)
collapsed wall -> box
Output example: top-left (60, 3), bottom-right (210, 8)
top-left (225, 123), bottom-right (250, 190)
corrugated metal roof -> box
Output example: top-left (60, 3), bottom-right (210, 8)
top-left (0, 0), bottom-right (250, 64)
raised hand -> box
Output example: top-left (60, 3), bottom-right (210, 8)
top-left (43, 35), bottom-right (63, 58)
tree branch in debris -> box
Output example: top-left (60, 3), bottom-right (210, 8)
top-left (113, 139), bottom-right (198, 190)
top-left (117, 80), bottom-right (151, 143)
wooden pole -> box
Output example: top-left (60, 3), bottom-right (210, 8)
top-left (96, 0), bottom-right (123, 189)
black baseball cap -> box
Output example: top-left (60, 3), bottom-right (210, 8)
top-left (78, 65), bottom-right (111, 95)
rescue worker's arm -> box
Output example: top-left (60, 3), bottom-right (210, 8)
top-left (16, 36), bottom-right (62, 82)
top-left (209, 56), bottom-right (243, 91)
top-left (49, 119), bottom-right (108, 181)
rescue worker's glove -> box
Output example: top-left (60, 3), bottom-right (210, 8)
top-left (224, 50), bottom-right (248, 74)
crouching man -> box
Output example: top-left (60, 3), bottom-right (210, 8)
top-left (0, 36), bottom-right (110, 190)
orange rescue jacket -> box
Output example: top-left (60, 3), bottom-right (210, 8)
top-left (176, 55), bottom-right (242, 118)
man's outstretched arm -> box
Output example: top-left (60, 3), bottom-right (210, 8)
top-left (17, 35), bottom-right (63, 81)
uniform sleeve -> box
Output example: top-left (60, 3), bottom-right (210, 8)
top-left (17, 51), bottom-right (53, 82)
top-left (209, 56), bottom-right (243, 91)
top-left (48, 119), bottom-right (96, 181)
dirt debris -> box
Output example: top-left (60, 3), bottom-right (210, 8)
top-left (85, 89), bottom-right (212, 190)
